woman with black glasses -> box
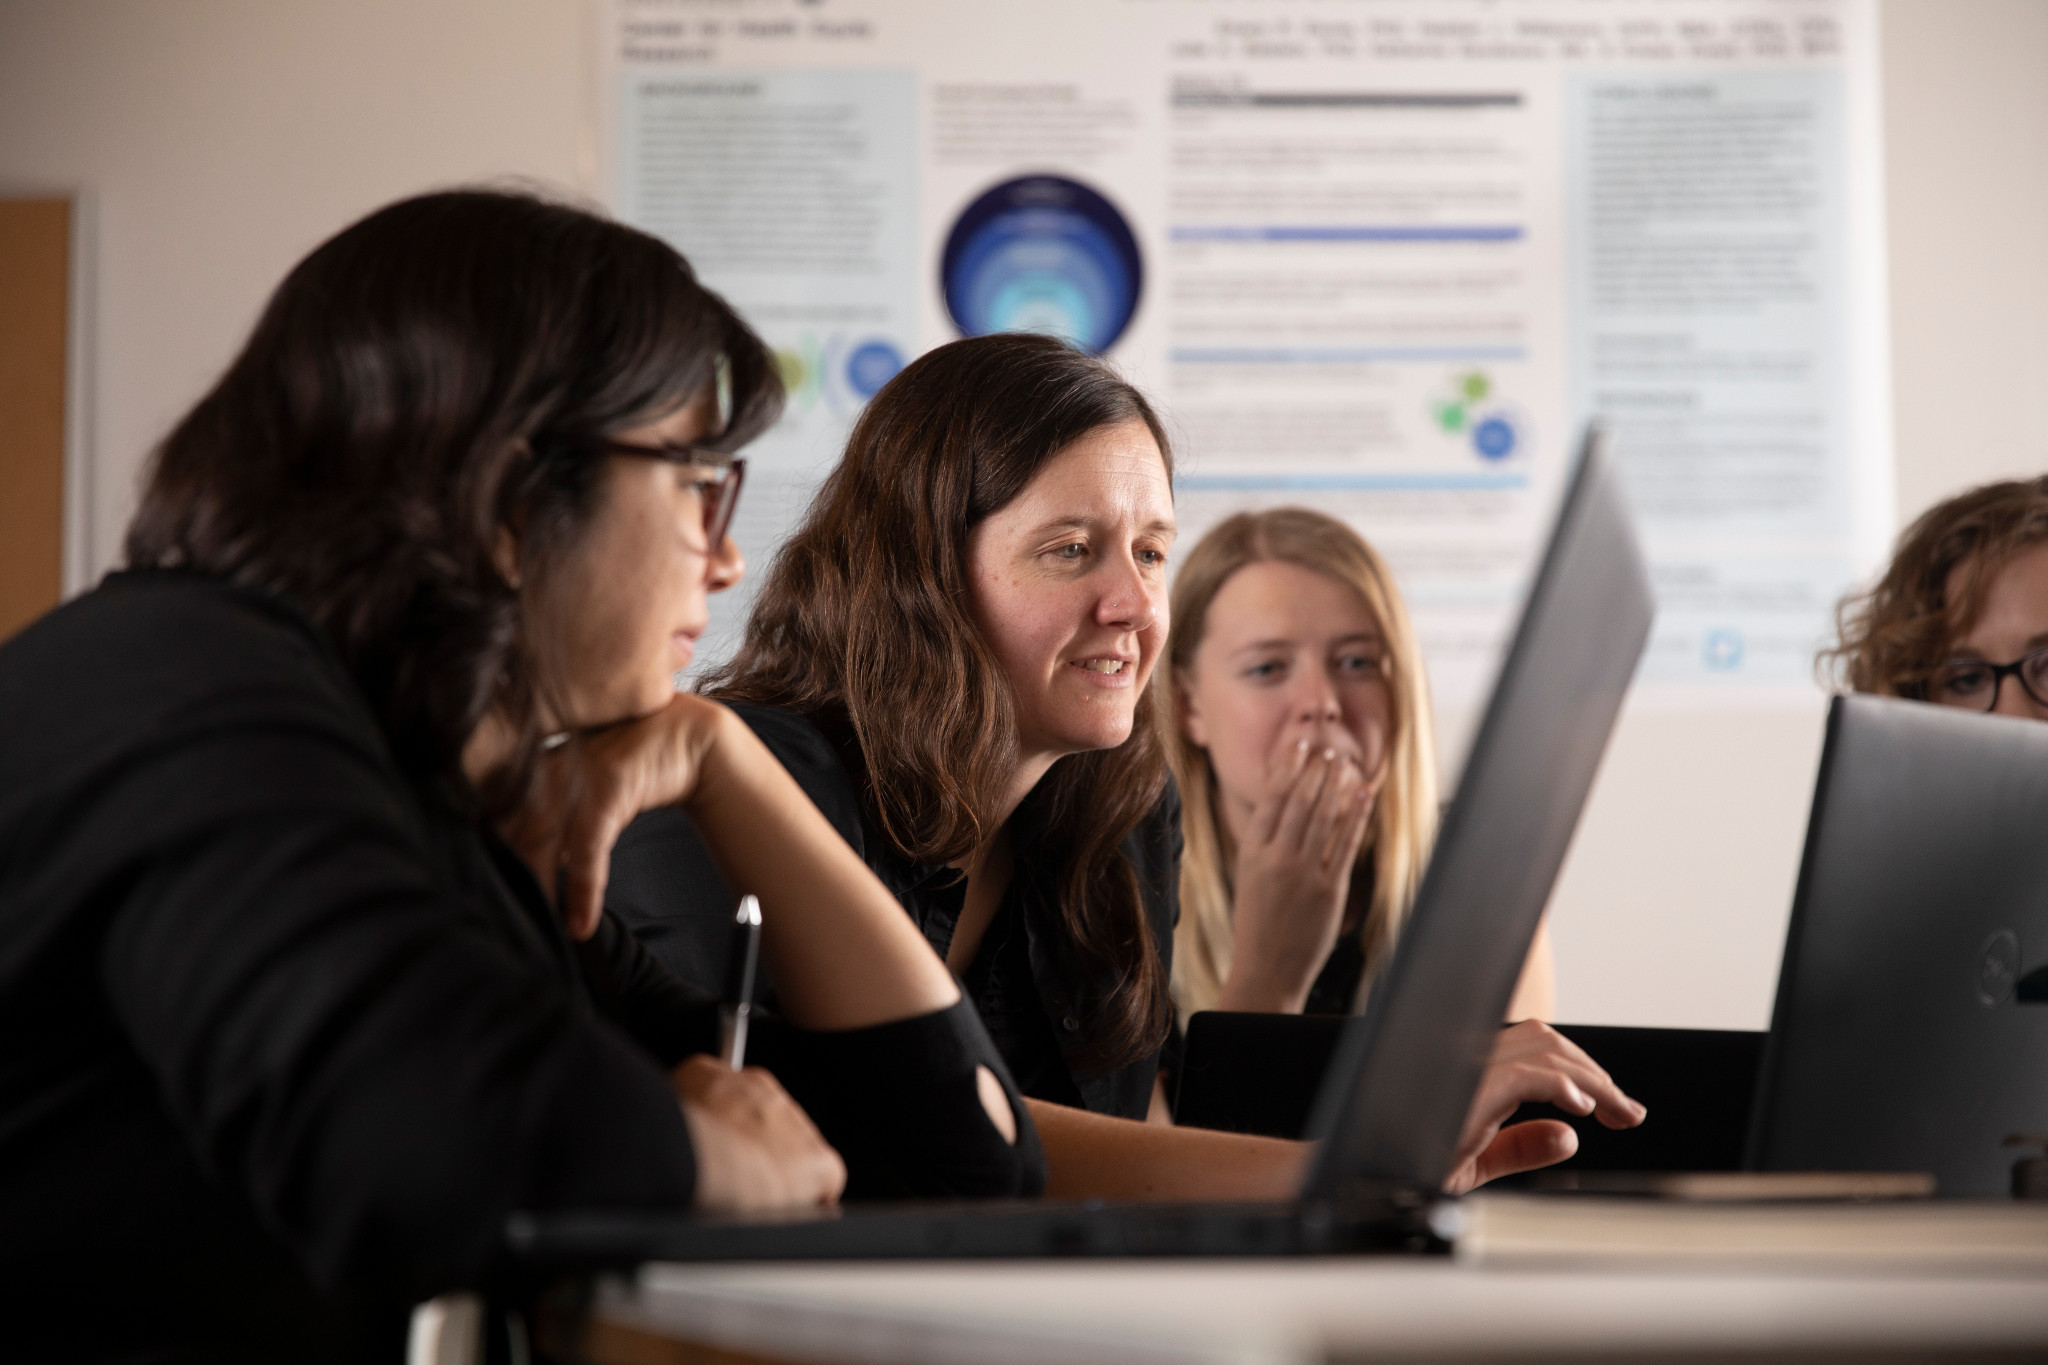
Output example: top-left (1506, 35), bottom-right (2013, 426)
top-left (0, 189), bottom-right (1036, 1363)
top-left (1827, 476), bottom-right (2048, 720)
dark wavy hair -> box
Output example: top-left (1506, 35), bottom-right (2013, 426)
top-left (124, 188), bottom-right (781, 801)
top-left (706, 333), bottom-right (1174, 1069)
top-left (1824, 476), bottom-right (2048, 696)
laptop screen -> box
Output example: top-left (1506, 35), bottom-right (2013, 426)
top-left (1747, 694), bottom-right (2048, 1196)
top-left (1302, 427), bottom-right (1654, 1198)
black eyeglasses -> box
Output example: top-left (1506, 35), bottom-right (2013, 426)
top-left (1928, 646), bottom-right (2048, 713)
top-left (596, 442), bottom-right (747, 550)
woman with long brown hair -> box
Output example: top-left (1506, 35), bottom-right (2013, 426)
top-left (612, 332), bottom-right (1640, 1198)
top-left (1163, 508), bottom-right (1554, 1022)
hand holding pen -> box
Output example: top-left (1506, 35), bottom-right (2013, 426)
top-left (674, 892), bottom-right (846, 1209)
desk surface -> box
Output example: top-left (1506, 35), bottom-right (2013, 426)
top-left (562, 1196), bottom-right (2048, 1365)
top-left (582, 1258), bottom-right (2048, 1365)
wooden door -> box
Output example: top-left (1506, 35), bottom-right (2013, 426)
top-left (0, 198), bottom-right (71, 642)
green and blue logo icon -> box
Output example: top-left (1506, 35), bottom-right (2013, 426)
top-left (1432, 371), bottom-right (1521, 462)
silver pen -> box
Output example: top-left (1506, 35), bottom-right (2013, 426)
top-left (719, 894), bottom-right (762, 1070)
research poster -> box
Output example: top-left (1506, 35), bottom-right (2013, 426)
top-left (595, 0), bottom-right (1892, 721)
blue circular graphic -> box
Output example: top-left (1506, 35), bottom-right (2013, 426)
top-left (1473, 415), bottom-right (1517, 460)
top-left (940, 175), bottom-right (1143, 354)
top-left (845, 339), bottom-right (904, 398)
top-left (1702, 628), bottom-right (1745, 671)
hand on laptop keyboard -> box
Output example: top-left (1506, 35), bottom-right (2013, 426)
top-left (1441, 1020), bottom-right (1647, 1194)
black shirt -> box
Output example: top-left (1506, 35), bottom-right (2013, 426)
top-left (0, 573), bottom-right (713, 1360)
top-left (1304, 856), bottom-right (1377, 1016)
top-left (611, 705), bottom-right (1182, 1121)
top-left (1305, 929), bottom-right (1368, 1015)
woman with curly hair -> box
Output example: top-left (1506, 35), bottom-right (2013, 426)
top-left (1827, 476), bottom-right (2048, 719)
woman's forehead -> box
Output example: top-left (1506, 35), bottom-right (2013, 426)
top-left (1207, 560), bottom-right (1381, 640)
top-left (1949, 541), bottom-right (2048, 650)
top-left (1019, 421), bottom-right (1172, 511)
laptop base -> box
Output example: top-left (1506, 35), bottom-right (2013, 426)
top-left (507, 1187), bottom-right (1444, 1266)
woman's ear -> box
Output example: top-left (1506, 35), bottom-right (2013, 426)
top-left (1177, 668), bottom-right (1212, 749)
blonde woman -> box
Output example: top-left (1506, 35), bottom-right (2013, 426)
top-left (1164, 508), bottom-right (1555, 1020)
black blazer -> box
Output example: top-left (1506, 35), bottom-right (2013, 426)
top-left (610, 704), bottom-right (1182, 1121)
top-left (0, 573), bottom-right (713, 1360)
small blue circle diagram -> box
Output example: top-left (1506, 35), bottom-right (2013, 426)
top-left (1473, 415), bottom-right (1518, 461)
top-left (845, 339), bottom-right (904, 398)
top-left (1702, 628), bottom-right (1745, 671)
top-left (940, 175), bottom-right (1143, 355)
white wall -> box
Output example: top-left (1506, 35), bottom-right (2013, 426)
top-left (3, 0), bottom-right (2043, 1031)
top-left (1885, 0), bottom-right (2048, 520)
top-left (1549, 0), bottom-right (2048, 1030)
top-left (0, 0), bottom-right (592, 576)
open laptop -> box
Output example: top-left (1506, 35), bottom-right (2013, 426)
top-left (1745, 693), bottom-right (2048, 1197)
top-left (507, 425), bottom-right (1654, 1264)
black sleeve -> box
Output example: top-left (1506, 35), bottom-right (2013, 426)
top-left (605, 807), bottom-right (742, 1001)
top-left (747, 998), bottom-right (1046, 1200)
top-left (575, 913), bottom-right (721, 1068)
top-left (93, 705), bottom-right (697, 1299)
top-left (608, 703), bottom-right (866, 997)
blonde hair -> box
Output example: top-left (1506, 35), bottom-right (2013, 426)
top-left (1162, 508), bottom-right (1439, 1021)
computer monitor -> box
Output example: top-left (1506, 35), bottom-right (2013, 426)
top-left (1747, 693), bottom-right (2048, 1196)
